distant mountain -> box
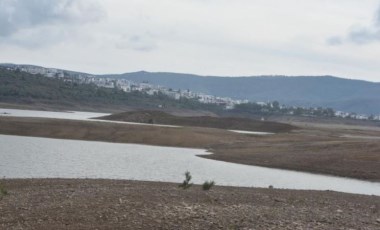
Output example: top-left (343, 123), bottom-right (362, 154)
top-left (103, 71), bottom-right (380, 115)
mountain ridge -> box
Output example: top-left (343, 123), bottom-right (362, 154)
top-left (103, 71), bottom-right (380, 115)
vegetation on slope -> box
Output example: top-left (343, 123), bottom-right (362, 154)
top-left (0, 68), bottom-right (222, 111)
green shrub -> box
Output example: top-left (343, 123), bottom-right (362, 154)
top-left (179, 171), bottom-right (193, 189)
top-left (0, 183), bottom-right (8, 197)
top-left (202, 180), bottom-right (215, 191)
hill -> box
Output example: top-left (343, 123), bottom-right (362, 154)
top-left (103, 71), bottom-right (380, 115)
top-left (0, 68), bottom-right (220, 112)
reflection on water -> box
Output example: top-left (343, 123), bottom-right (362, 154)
top-left (229, 130), bottom-right (273, 135)
top-left (0, 108), bottom-right (109, 120)
top-left (1, 134), bottom-right (379, 196)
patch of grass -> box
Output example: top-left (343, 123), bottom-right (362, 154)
top-left (202, 180), bottom-right (215, 191)
top-left (179, 171), bottom-right (193, 189)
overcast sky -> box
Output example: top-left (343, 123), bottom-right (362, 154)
top-left (1, 0), bottom-right (380, 82)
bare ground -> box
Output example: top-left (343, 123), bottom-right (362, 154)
top-left (0, 179), bottom-right (379, 230)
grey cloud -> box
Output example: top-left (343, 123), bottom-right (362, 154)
top-left (326, 36), bottom-right (343, 46)
top-left (347, 4), bottom-right (380, 44)
top-left (115, 34), bottom-right (157, 52)
top-left (0, 26), bottom-right (74, 49)
top-left (348, 27), bottom-right (380, 44)
top-left (0, 0), bottom-right (105, 37)
top-left (329, 4), bottom-right (380, 45)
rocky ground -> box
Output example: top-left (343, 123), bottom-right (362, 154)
top-left (0, 179), bottom-right (379, 229)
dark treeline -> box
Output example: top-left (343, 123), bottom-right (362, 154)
top-left (234, 102), bottom-right (335, 117)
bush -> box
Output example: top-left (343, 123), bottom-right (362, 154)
top-left (179, 171), bottom-right (193, 189)
top-left (0, 183), bottom-right (8, 197)
top-left (202, 180), bottom-right (215, 191)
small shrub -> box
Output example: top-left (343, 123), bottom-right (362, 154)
top-left (179, 171), bottom-right (193, 189)
top-left (202, 180), bottom-right (215, 191)
top-left (0, 183), bottom-right (8, 197)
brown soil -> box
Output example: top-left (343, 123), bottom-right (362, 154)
top-left (98, 110), bottom-right (295, 133)
top-left (0, 116), bottom-right (245, 148)
top-left (0, 102), bottom-right (218, 117)
top-left (1, 116), bottom-right (380, 181)
top-left (1, 179), bottom-right (379, 230)
top-left (203, 129), bottom-right (380, 181)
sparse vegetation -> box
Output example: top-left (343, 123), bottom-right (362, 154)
top-left (0, 183), bottom-right (8, 197)
top-left (202, 180), bottom-right (215, 191)
top-left (179, 171), bottom-right (193, 189)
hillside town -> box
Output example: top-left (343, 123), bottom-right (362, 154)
top-left (2, 64), bottom-right (379, 121)
top-left (2, 64), bottom-right (249, 110)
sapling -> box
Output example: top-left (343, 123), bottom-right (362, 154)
top-left (179, 171), bottom-right (193, 189)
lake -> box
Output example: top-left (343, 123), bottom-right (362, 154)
top-left (1, 134), bottom-right (379, 196)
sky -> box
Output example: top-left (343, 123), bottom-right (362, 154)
top-left (1, 0), bottom-right (380, 82)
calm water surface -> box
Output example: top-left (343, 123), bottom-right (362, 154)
top-left (1, 134), bottom-right (379, 196)
top-left (0, 108), bottom-right (109, 120)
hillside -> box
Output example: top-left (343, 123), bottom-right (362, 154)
top-left (103, 71), bottom-right (380, 115)
top-left (0, 68), bottom-right (219, 112)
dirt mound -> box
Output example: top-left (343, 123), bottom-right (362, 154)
top-left (99, 110), bottom-right (295, 133)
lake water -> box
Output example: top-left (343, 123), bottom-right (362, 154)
top-left (0, 108), bottom-right (110, 121)
top-left (1, 134), bottom-right (379, 196)
top-left (229, 130), bottom-right (274, 135)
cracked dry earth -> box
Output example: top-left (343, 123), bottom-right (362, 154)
top-left (0, 179), bottom-right (380, 229)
